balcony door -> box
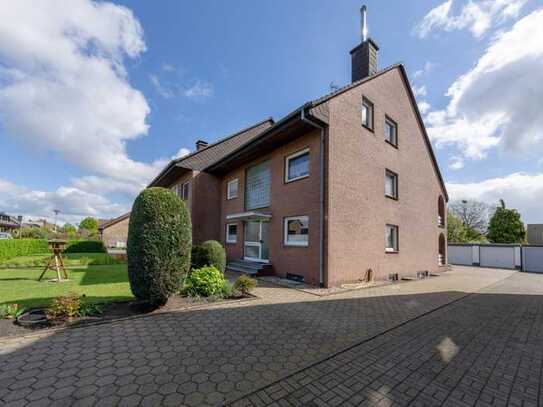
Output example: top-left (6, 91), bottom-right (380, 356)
top-left (244, 220), bottom-right (269, 262)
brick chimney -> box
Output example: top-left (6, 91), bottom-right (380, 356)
top-left (350, 5), bottom-right (379, 82)
top-left (195, 140), bottom-right (208, 151)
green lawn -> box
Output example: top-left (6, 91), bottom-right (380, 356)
top-left (0, 264), bottom-right (133, 309)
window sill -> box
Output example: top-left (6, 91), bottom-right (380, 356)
top-left (284, 243), bottom-right (309, 248)
top-left (385, 249), bottom-right (399, 254)
top-left (226, 196), bottom-right (238, 201)
top-left (362, 124), bottom-right (374, 133)
top-left (385, 194), bottom-right (398, 201)
top-left (225, 241), bottom-right (237, 245)
top-left (285, 174), bottom-right (309, 184)
top-left (385, 139), bottom-right (398, 149)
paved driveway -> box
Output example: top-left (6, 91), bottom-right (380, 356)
top-left (2, 267), bottom-right (540, 407)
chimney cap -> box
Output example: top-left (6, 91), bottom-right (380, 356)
top-left (350, 37), bottom-right (379, 55)
top-left (195, 140), bottom-right (209, 151)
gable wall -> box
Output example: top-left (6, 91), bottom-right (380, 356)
top-left (325, 68), bottom-right (447, 285)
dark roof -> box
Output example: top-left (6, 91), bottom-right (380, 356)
top-left (149, 118), bottom-right (274, 186)
top-left (98, 212), bottom-right (130, 231)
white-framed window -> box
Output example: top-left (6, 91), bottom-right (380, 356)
top-left (285, 149), bottom-right (310, 182)
top-left (385, 224), bottom-right (399, 252)
top-left (226, 223), bottom-right (237, 244)
top-left (245, 161), bottom-right (271, 210)
top-left (385, 170), bottom-right (398, 199)
top-left (173, 181), bottom-right (190, 201)
top-left (362, 97), bottom-right (374, 130)
top-left (227, 178), bottom-right (238, 200)
top-left (384, 116), bottom-right (397, 146)
top-left (284, 216), bottom-right (309, 247)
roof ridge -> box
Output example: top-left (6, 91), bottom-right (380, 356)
top-left (310, 63), bottom-right (402, 107)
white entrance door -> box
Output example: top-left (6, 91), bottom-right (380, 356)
top-left (244, 221), bottom-right (269, 262)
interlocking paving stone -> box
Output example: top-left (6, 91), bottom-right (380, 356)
top-left (0, 267), bottom-right (531, 406)
top-left (234, 271), bottom-right (543, 406)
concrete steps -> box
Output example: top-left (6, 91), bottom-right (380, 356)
top-left (226, 259), bottom-right (273, 276)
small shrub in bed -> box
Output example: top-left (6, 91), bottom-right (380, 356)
top-left (191, 240), bottom-right (226, 272)
top-left (47, 293), bottom-right (81, 320)
top-left (233, 275), bottom-right (257, 296)
top-left (127, 187), bottom-right (192, 306)
top-left (184, 266), bottom-right (225, 297)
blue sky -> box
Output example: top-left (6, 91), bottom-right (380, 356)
top-left (1, 0), bottom-right (542, 224)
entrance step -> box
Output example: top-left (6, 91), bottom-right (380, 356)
top-left (226, 260), bottom-right (273, 276)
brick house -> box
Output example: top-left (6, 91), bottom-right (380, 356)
top-left (149, 14), bottom-right (448, 287)
top-left (99, 213), bottom-right (130, 249)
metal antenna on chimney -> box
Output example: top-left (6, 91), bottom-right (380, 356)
top-left (361, 5), bottom-right (368, 42)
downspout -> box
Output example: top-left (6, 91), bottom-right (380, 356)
top-left (300, 106), bottom-right (326, 287)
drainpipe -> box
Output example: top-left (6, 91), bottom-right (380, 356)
top-left (300, 106), bottom-right (326, 287)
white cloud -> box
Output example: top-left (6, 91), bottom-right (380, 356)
top-left (149, 74), bottom-right (174, 98)
top-left (412, 85), bottom-right (427, 98)
top-left (173, 148), bottom-right (191, 159)
top-left (414, 0), bottom-right (527, 39)
top-left (418, 101), bottom-right (431, 114)
top-left (447, 172), bottom-right (543, 223)
top-left (0, 178), bottom-right (128, 225)
top-left (0, 0), bottom-right (160, 189)
top-left (183, 80), bottom-right (214, 98)
top-left (449, 156), bottom-right (465, 170)
top-left (413, 62), bottom-right (435, 78)
top-left (426, 9), bottom-right (543, 161)
top-left (161, 63), bottom-right (176, 72)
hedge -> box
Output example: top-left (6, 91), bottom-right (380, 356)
top-left (64, 240), bottom-right (106, 253)
top-left (0, 239), bottom-right (106, 261)
top-left (191, 240), bottom-right (226, 272)
top-left (127, 187), bottom-right (192, 306)
top-left (0, 239), bottom-right (49, 261)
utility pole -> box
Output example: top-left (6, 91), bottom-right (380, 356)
top-left (53, 209), bottom-right (60, 234)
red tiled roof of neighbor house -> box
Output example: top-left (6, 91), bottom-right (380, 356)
top-left (98, 212), bottom-right (130, 231)
top-left (149, 118), bottom-right (274, 187)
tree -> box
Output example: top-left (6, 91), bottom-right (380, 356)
top-left (449, 199), bottom-right (491, 235)
top-left (127, 187), bottom-right (192, 306)
top-left (447, 212), bottom-right (468, 243)
top-left (61, 223), bottom-right (77, 234)
top-left (79, 217), bottom-right (98, 232)
top-left (447, 211), bottom-right (487, 243)
top-left (487, 206), bottom-right (526, 243)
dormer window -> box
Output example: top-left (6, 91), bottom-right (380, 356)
top-left (361, 97), bottom-right (374, 130)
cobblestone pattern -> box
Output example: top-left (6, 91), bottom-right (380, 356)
top-left (0, 268), bottom-right (517, 406)
top-left (232, 272), bottom-right (543, 407)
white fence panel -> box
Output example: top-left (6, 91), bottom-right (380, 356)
top-left (523, 247), bottom-right (543, 273)
top-left (448, 245), bottom-right (473, 266)
top-left (479, 246), bottom-right (516, 269)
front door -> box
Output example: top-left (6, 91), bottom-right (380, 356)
top-left (244, 221), bottom-right (269, 262)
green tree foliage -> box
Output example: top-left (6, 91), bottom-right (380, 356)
top-left (19, 227), bottom-right (49, 240)
top-left (79, 217), bottom-right (98, 232)
top-left (447, 211), bottom-right (487, 243)
top-left (61, 223), bottom-right (77, 234)
top-left (487, 206), bottom-right (526, 243)
top-left (127, 187), bottom-right (192, 306)
top-left (191, 240), bottom-right (226, 272)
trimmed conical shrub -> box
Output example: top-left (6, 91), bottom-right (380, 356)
top-left (127, 187), bottom-right (192, 305)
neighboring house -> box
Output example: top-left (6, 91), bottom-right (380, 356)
top-left (99, 213), bottom-right (130, 249)
top-left (0, 212), bottom-right (20, 233)
top-left (150, 14), bottom-right (448, 287)
top-left (527, 224), bottom-right (543, 245)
